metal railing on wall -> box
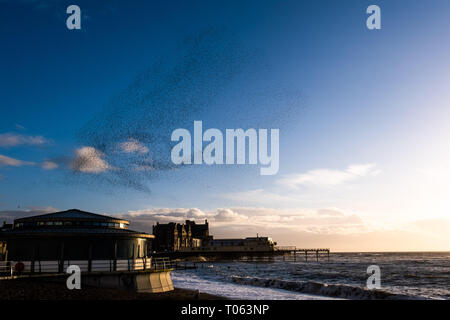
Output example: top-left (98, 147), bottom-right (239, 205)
top-left (151, 257), bottom-right (173, 270)
top-left (0, 262), bottom-right (13, 278)
top-left (0, 257), bottom-right (172, 277)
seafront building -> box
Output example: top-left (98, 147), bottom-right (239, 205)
top-left (0, 209), bottom-right (154, 272)
top-left (152, 219), bottom-right (211, 252)
top-left (0, 209), bottom-right (174, 292)
top-left (153, 220), bottom-right (277, 253)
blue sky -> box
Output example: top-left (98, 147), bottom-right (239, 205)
top-left (1, 0), bottom-right (450, 250)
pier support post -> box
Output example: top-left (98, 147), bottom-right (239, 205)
top-left (113, 241), bottom-right (117, 272)
top-left (58, 242), bottom-right (64, 273)
top-left (88, 243), bottom-right (92, 272)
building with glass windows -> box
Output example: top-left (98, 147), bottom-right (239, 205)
top-left (0, 209), bottom-right (154, 271)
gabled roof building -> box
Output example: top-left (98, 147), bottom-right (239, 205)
top-left (152, 219), bottom-right (210, 252)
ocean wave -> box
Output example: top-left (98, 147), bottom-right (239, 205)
top-left (229, 276), bottom-right (425, 300)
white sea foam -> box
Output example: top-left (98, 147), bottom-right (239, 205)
top-left (171, 271), bottom-right (337, 300)
top-left (228, 275), bottom-right (420, 300)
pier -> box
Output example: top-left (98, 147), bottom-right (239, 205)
top-left (276, 247), bottom-right (330, 262)
top-left (155, 247), bottom-right (331, 262)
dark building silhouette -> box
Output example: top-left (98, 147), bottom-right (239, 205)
top-left (0, 222), bottom-right (12, 261)
top-left (152, 219), bottom-right (279, 254)
top-left (186, 219), bottom-right (210, 242)
top-left (152, 219), bottom-right (210, 252)
top-left (0, 209), bottom-right (154, 264)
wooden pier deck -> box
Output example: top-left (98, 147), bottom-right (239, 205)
top-left (153, 247), bottom-right (331, 262)
top-left (275, 247), bottom-right (330, 262)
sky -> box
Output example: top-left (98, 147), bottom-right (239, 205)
top-left (1, 0), bottom-right (450, 251)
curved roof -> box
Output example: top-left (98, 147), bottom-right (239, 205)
top-left (14, 209), bottom-right (129, 225)
top-left (1, 209), bottom-right (155, 240)
top-left (1, 227), bottom-right (154, 239)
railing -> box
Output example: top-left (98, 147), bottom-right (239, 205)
top-left (151, 257), bottom-right (173, 270)
top-left (275, 246), bottom-right (296, 251)
top-left (0, 257), bottom-right (173, 276)
top-left (275, 246), bottom-right (330, 252)
top-left (0, 261), bottom-right (13, 278)
top-left (275, 247), bottom-right (331, 262)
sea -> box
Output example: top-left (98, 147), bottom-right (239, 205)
top-left (171, 252), bottom-right (450, 300)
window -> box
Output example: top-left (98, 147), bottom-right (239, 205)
top-left (45, 221), bottom-right (54, 226)
top-left (54, 221), bottom-right (63, 226)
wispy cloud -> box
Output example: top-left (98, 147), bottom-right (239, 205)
top-left (219, 188), bottom-right (296, 204)
top-left (0, 132), bottom-right (50, 147)
top-left (0, 154), bottom-right (35, 167)
top-left (119, 138), bottom-right (149, 154)
top-left (317, 208), bottom-right (345, 217)
top-left (277, 163), bottom-right (380, 189)
top-left (217, 164), bottom-right (382, 209)
top-left (14, 124), bottom-right (26, 131)
top-left (70, 147), bottom-right (112, 173)
top-left (41, 160), bottom-right (58, 170)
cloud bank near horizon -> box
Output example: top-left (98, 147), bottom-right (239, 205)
top-left (1, 205), bottom-right (448, 251)
top-left (116, 207), bottom-right (450, 251)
